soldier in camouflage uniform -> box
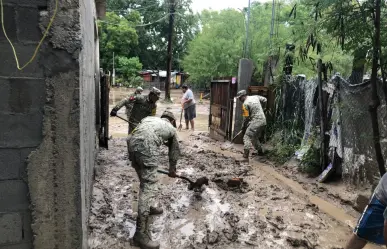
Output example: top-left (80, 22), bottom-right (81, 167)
top-left (236, 90), bottom-right (267, 162)
top-left (128, 110), bottom-right (180, 249)
top-left (135, 86), bottom-right (144, 95)
top-left (110, 87), bottom-right (161, 134)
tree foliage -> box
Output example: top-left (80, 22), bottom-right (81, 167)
top-left (182, 9), bottom-right (245, 85)
top-left (99, 11), bottom-right (140, 70)
top-left (182, 2), bottom-right (354, 87)
top-left (103, 0), bottom-right (199, 71)
top-left (117, 56), bottom-right (143, 80)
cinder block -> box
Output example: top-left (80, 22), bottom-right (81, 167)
top-left (0, 112), bottom-right (43, 148)
top-left (0, 181), bottom-right (29, 212)
top-left (0, 213), bottom-right (22, 245)
top-left (21, 212), bottom-right (32, 244)
top-left (8, 78), bottom-right (45, 113)
top-left (16, 7), bottom-right (41, 42)
top-left (0, 6), bottom-right (16, 42)
top-left (18, 0), bottom-right (48, 7)
top-left (0, 242), bottom-right (32, 249)
top-left (0, 149), bottom-right (20, 180)
top-left (0, 43), bottom-right (44, 78)
top-left (0, 79), bottom-right (11, 113)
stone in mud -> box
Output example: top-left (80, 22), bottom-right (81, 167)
top-left (223, 228), bottom-right (238, 242)
top-left (354, 194), bottom-right (370, 213)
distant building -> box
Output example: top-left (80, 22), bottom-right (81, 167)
top-left (139, 70), bottom-right (189, 89)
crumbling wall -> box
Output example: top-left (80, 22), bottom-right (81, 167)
top-left (0, 0), bottom-right (99, 248)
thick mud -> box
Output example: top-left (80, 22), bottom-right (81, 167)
top-left (89, 134), bottom-right (352, 249)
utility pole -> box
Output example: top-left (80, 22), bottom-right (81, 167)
top-left (165, 0), bottom-right (175, 101)
top-left (244, 0), bottom-right (251, 58)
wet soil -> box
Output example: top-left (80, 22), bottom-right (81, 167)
top-left (89, 134), bottom-right (353, 249)
top-left (89, 87), bottom-right (381, 249)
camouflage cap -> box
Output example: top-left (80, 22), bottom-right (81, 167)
top-left (236, 90), bottom-right (247, 98)
top-left (161, 109), bottom-right (176, 121)
top-left (150, 87), bottom-right (161, 96)
top-left (161, 109), bottom-right (177, 127)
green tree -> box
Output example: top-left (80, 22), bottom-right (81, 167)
top-left (99, 11), bottom-right (141, 70)
top-left (182, 9), bottom-right (245, 86)
top-left (117, 56), bottom-right (143, 80)
top-left (107, 0), bottom-right (199, 70)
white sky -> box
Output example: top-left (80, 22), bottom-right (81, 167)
top-left (192, 0), bottom-right (271, 13)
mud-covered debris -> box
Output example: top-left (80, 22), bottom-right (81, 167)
top-left (207, 231), bottom-right (219, 244)
top-left (224, 212), bottom-right (240, 227)
top-left (213, 177), bottom-right (249, 192)
top-left (227, 178), bottom-right (244, 187)
top-left (286, 236), bottom-right (316, 249)
top-left (223, 228), bottom-right (238, 241)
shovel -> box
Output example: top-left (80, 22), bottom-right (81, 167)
top-left (157, 169), bottom-right (209, 191)
top-left (232, 130), bottom-right (243, 143)
top-left (116, 115), bottom-right (129, 123)
top-left (177, 106), bottom-right (183, 131)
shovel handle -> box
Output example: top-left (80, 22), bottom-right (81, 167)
top-left (157, 169), bottom-right (194, 184)
top-left (116, 115), bottom-right (129, 123)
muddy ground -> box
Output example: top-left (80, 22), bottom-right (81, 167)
top-left (88, 88), bottom-right (378, 249)
top-left (89, 135), bottom-right (354, 248)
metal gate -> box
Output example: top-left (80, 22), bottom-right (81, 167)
top-left (209, 78), bottom-right (238, 141)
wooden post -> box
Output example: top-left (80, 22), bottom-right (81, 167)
top-left (318, 59), bottom-right (326, 172)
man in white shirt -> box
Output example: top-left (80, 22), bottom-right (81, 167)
top-left (182, 85), bottom-right (196, 131)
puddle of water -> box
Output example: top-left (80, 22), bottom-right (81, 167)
top-left (171, 194), bottom-right (190, 210)
top-left (205, 188), bottom-right (231, 214)
top-left (180, 222), bottom-right (195, 237)
top-left (204, 188), bottom-right (231, 231)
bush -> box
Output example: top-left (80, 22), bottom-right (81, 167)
top-left (299, 145), bottom-right (321, 177)
top-left (267, 131), bottom-right (298, 164)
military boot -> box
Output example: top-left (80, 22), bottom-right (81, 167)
top-left (237, 149), bottom-right (249, 163)
top-left (133, 216), bottom-right (160, 249)
top-left (149, 206), bottom-right (163, 215)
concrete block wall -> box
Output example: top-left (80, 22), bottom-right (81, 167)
top-left (0, 1), bottom-right (46, 248)
top-left (0, 0), bottom-right (99, 248)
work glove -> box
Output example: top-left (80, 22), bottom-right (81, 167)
top-left (110, 109), bottom-right (117, 117)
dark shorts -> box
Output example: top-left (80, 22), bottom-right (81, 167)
top-left (354, 194), bottom-right (386, 245)
top-left (184, 104), bottom-right (196, 121)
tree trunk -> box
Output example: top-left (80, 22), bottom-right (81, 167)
top-left (165, 0), bottom-right (175, 101)
top-left (369, 0), bottom-right (385, 176)
top-left (379, 51), bottom-right (387, 107)
top-left (318, 59), bottom-right (327, 171)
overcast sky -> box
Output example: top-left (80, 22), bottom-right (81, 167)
top-left (191, 0), bottom-right (271, 13)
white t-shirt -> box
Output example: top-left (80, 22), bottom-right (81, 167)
top-left (182, 89), bottom-right (196, 109)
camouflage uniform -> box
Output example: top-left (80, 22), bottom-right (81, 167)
top-left (128, 116), bottom-right (180, 248)
top-left (241, 95), bottom-right (267, 152)
top-left (112, 88), bottom-right (160, 134)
